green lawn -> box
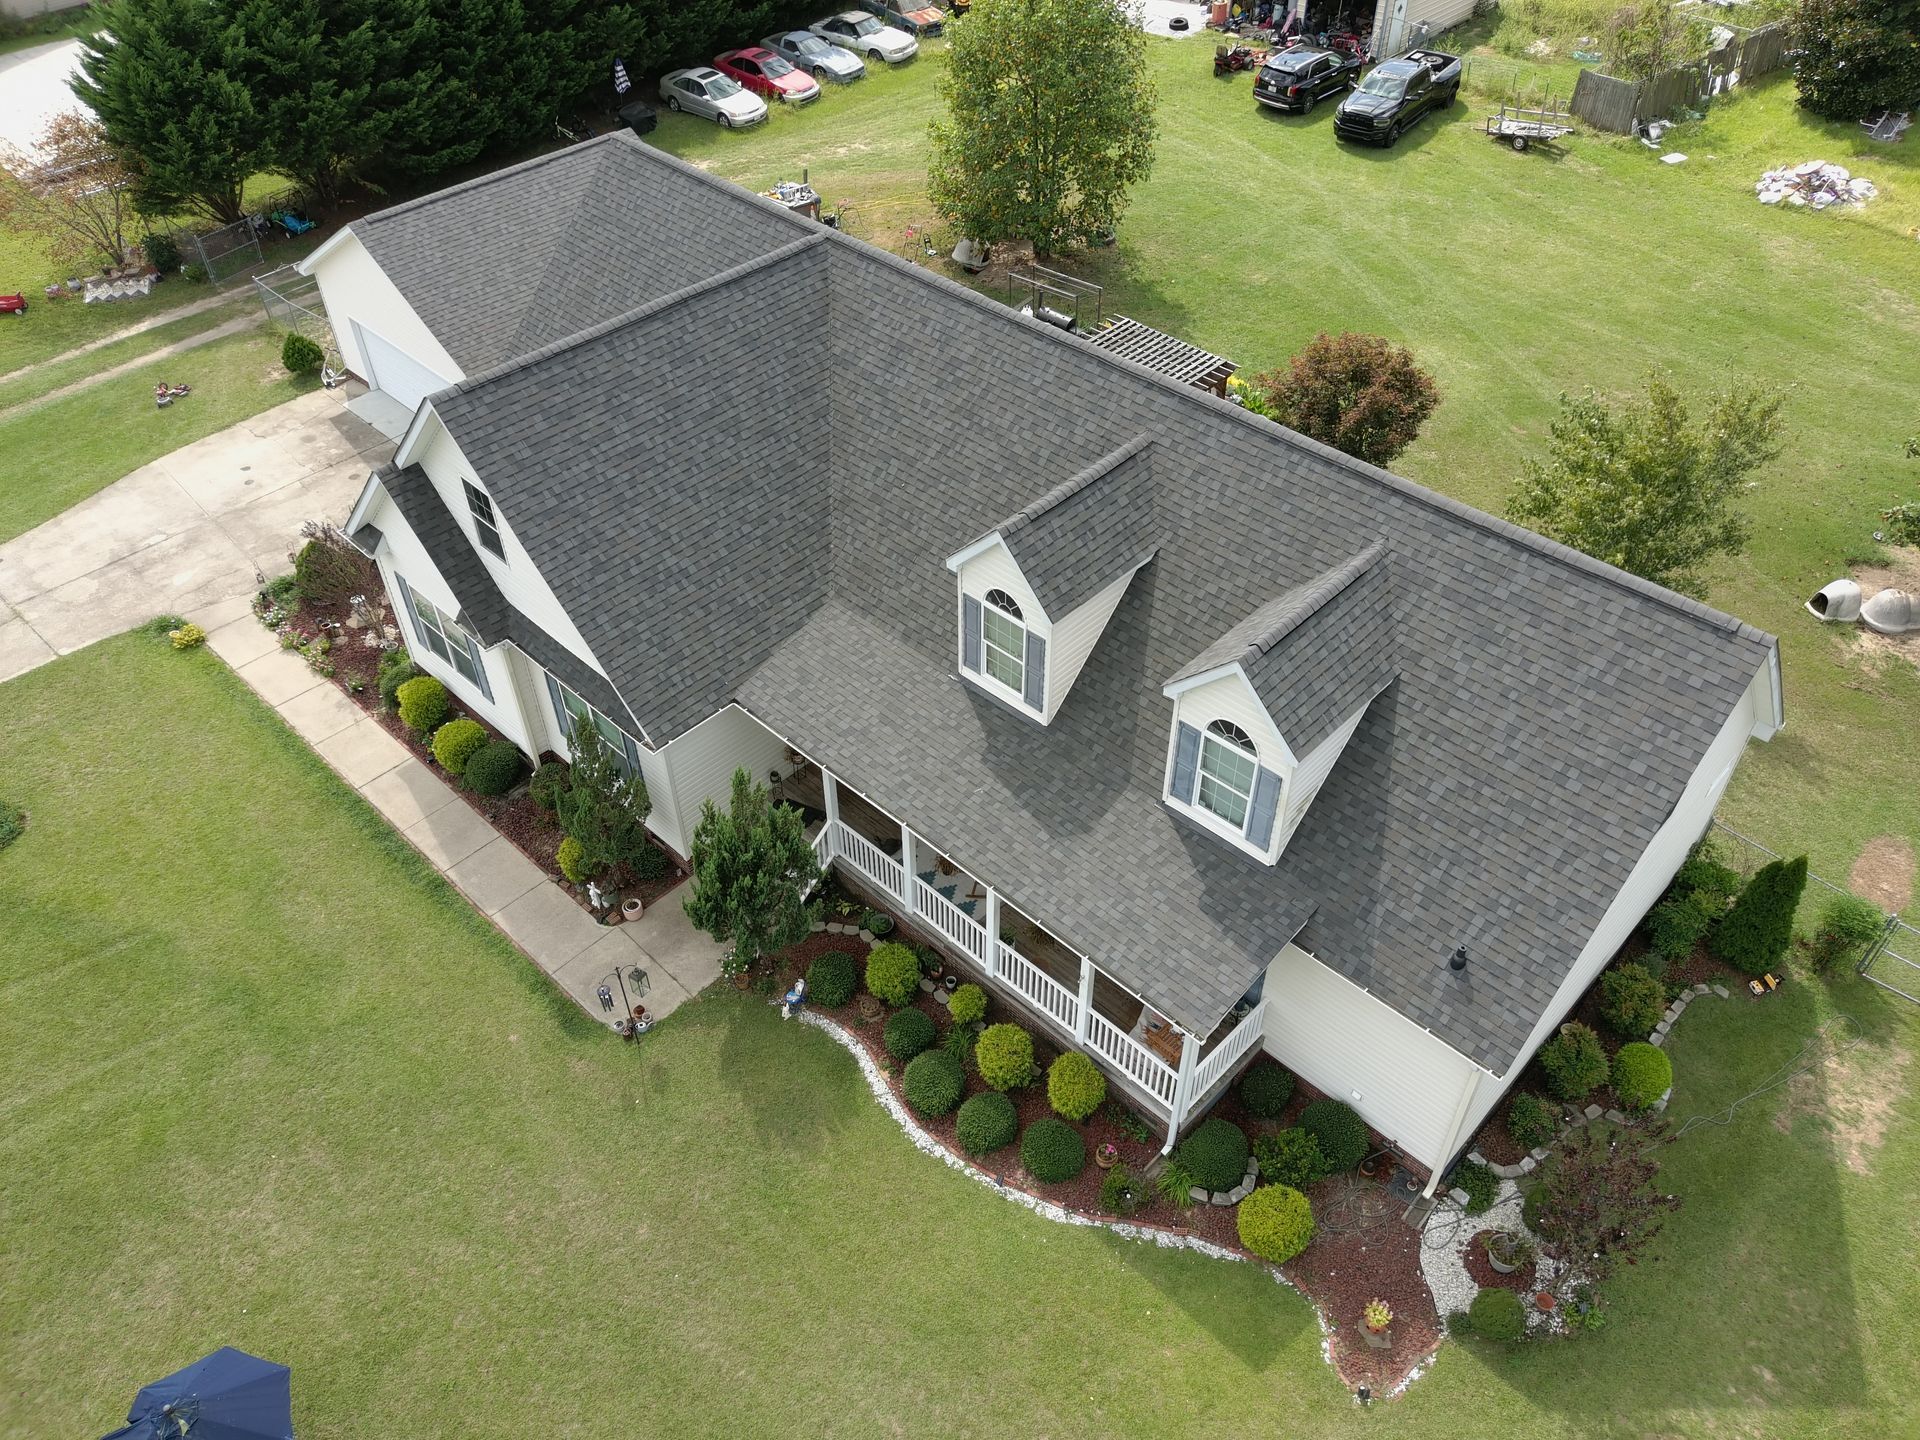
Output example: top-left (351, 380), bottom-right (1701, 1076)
top-left (0, 323), bottom-right (314, 543)
top-left (650, 41), bottom-right (1920, 910)
top-left (0, 294), bottom-right (257, 412)
top-left (3, 634), bottom-right (1916, 1438)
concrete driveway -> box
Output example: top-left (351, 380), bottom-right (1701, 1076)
top-left (0, 387), bottom-right (387, 682)
top-left (0, 38), bottom-right (88, 166)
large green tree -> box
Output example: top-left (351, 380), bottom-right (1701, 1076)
top-left (928, 0), bottom-right (1157, 255)
top-left (237, 0), bottom-right (395, 207)
top-left (683, 768), bottom-right (820, 968)
top-left (1789, 0), bottom-right (1920, 123)
top-left (1507, 373), bottom-right (1783, 600)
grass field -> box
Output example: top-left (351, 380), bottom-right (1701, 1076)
top-left (650, 39), bottom-right (1920, 910)
top-left (2, 633), bottom-right (1915, 1439)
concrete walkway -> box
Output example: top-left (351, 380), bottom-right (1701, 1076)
top-left (202, 615), bottom-right (728, 1028)
top-left (0, 386), bottom-right (387, 683)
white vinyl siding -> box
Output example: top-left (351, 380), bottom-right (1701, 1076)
top-left (1043, 563), bottom-right (1143, 723)
top-left (304, 231), bottom-right (462, 388)
top-left (656, 704), bottom-right (792, 855)
top-left (1276, 702), bottom-right (1370, 848)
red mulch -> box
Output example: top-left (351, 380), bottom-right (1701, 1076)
top-left (1462, 1228), bottom-right (1533, 1295)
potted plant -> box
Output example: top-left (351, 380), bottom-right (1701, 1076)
top-left (863, 908), bottom-right (894, 937)
top-left (857, 993), bottom-right (883, 1020)
top-left (1361, 1298), bottom-right (1393, 1348)
top-left (622, 897), bottom-right (645, 923)
top-left (1485, 1232), bottom-right (1533, 1275)
top-left (1095, 1142), bottom-right (1120, 1170)
top-left (722, 949), bottom-right (750, 991)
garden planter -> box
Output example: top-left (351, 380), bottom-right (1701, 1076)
top-left (1362, 1327), bottom-right (1392, 1350)
top-left (1486, 1236), bottom-right (1523, 1275)
top-left (1095, 1143), bottom-right (1120, 1170)
top-left (1535, 1291), bottom-right (1558, 1314)
top-left (732, 973), bottom-right (751, 991)
top-left (857, 994), bottom-right (883, 1019)
top-left (631, 1004), bottom-right (649, 1024)
top-left (1359, 1156), bottom-right (1379, 1179)
top-left (622, 898), bottom-right (644, 923)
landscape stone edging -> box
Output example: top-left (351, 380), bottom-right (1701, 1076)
top-left (793, 1008), bottom-right (1442, 1400)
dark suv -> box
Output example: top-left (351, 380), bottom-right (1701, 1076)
top-left (1252, 46), bottom-right (1362, 114)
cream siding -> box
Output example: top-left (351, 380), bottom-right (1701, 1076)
top-left (1260, 941), bottom-right (1487, 1171)
top-left (305, 232), bottom-right (462, 385)
top-left (956, 540), bottom-right (1048, 630)
top-left (657, 704), bottom-right (793, 854)
top-left (1043, 564), bottom-right (1142, 723)
top-left (1276, 703), bottom-right (1369, 848)
top-left (1171, 670), bottom-right (1289, 761)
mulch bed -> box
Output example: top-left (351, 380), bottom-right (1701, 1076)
top-left (1462, 1228), bottom-right (1533, 1295)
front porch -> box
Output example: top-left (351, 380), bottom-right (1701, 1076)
top-left (780, 758), bottom-right (1268, 1147)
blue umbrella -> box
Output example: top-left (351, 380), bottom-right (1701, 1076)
top-left (101, 1347), bottom-right (294, 1440)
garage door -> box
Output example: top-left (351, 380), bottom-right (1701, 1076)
top-left (353, 322), bottom-right (452, 412)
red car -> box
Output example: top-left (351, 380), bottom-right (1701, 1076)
top-left (713, 47), bottom-right (822, 105)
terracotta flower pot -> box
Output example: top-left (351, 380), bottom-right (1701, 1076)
top-left (1535, 1291), bottom-right (1558, 1313)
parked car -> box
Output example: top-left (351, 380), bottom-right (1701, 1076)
top-left (761, 29), bottom-right (868, 83)
top-left (852, 0), bottom-right (945, 36)
top-left (659, 67), bottom-right (770, 128)
top-left (1332, 49), bottom-right (1462, 145)
top-left (1252, 45), bottom-right (1361, 113)
top-left (810, 11), bottom-right (919, 64)
top-left (714, 47), bottom-right (822, 104)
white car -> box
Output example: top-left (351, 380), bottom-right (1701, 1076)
top-left (810, 11), bottom-right (919, 64)
top-left (659, 68), bottom-right (769, 128)
top-left (762, 29), bottom-right (869, 84)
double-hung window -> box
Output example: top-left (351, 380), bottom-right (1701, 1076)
top-left (395, 573), bottom-right (491, 698)
top-left (542, 670), bottom-right (642, 775)
top-left (980, 589), bottom-right (1025, 695)
top-left (1195, 720), bottom-right (1257, 830)
top-left (464, 481), bottom-right (504, 559)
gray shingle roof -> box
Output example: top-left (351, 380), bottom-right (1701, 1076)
top-left (392, 142), bottom-right (1776, 1072)
top-left (993, 434), bottom-right (1158, 619)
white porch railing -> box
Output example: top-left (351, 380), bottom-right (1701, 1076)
top-left (997, 939), bottom-right (1078, 1033)
top-left (1085, 1007), bottom-right (1179, 1109)
top-left (1192, 998), bottom-right (1269, 1099)
top-left (828, 820), bottom-right (904, 904)
top-left (915, 877), bottom-right (990, 966)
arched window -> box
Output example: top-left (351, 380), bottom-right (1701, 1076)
top-left (1196, 719), bottom-right (1257, 829)
top-left (981, 588), bottom-right (1025, 693)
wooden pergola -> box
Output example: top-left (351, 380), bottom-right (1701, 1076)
top-left (1088, 315), bottom-right (1237, 397)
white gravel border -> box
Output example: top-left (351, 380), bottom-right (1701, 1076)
top-left (1418, 1181), bottom-right (1563, 1335)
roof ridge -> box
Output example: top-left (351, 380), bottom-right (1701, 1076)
top-left (436, 232), bottom-right (828, 399)
top-left (1247, 539), bottom-right (1387, 658)
top-left (1000, 433), bottom-right (1151, 535)
top-left (355, 133), bottom-right (624, 234)
top-left (500, 143), bottom-right (627, 358)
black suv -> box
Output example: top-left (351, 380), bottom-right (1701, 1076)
top-left (1252, 46), bottom-right (1361, 114)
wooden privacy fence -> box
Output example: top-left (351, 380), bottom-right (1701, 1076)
top-left (1571, 22), bottom-right (1790, 133)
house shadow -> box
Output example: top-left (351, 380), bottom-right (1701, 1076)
top-left (705, 989), bottom-right (870, 1153)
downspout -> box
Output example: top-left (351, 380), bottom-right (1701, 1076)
top-left (1420, 1066), bottom-right (1482, 1200)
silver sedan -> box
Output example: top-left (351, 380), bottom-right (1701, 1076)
top-left (762, 29), bottom-right (867, 83)
top-left (659, 67), bottom-right (769, 128)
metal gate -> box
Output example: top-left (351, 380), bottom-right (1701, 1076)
top-left (1859, 917), bottom-right (1920, 1005)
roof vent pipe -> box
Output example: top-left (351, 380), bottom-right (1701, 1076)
top-left (1449, 946), bottom-right (1469, 973)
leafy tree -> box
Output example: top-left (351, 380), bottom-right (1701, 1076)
top-left (555, 723), bottom-right (654, 876)
top-left (1251, 332), bottom-right (1440, 466)
top-left (1604, 0), bottom-right (1706, 82)
top-left (0, 112), bottom-right (140, 272)
top-left (1535, 1122), bottom-right (1681, 1291)
top-left (928, 0), bottom-right (1157, 256)
top-left (1789, 0), bottom-right (1920, 124)
top-left (237, 0), bottom-right (394, 207)
top-left (1507, 372), bottom-right (1783, 599)
top-left (75, 0), bottom-right (263, 224)
top-left (1710, 854), bottom-right (1808, 976)
top-left (683, 767), bottom-right (820, 965)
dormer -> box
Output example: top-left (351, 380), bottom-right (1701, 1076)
top-left (946, 435), bottom-right (1158, 723)
top-left (1162, 542), bottom-right (1395, 863)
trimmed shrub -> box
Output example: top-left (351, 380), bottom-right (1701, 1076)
top-left (903, 1049), bottom-right (965, 1117)
top-left (556, 836), bottom-right (592, 885)
top-left (792, 953), bottom-right (845, 1010)
top-left (1253, 1127), bottom-right (1328, 1191)
top-left (1298, 1098), bottom-right (1369, 1172)
top-left (464, 739), bottom-right (526, 797)
top-left (529, 760), bottom-right (569, 813)
top-left (1711, 854), bottom-right (1808, 976)
top-left (1507, 1093), bottom-right (1559, 1150)
top-left (975, 1022), bottom-right (1035, 1091)
top-left (1449, 1158), bottom-right (1498, 1215)
top-left (0, 801), bottom-right (25, 851)
top-left (1047, 1051), bottom-right (1107, 1121)
top-left (281, 332), bottom-right (323, 375)
top-left (883, 1006), bottom-right (937, 1062)
top-left (1810, 893), bottom-right (1886, 975)
top-left (168, 621), bottom-right (206, 649)
top-left (948, 982), bottom-right (987, 1026)
top-left (1612, 1041), bottom-right (1673, 1111)
top-left (1675, 845), bottom-right (1742, 908)
top-left (1599, 963), bottom-right (1667, 1038)
top-left (377, 650), bottom-right (420, 712)
top-left (1464, 1286), bottom-right (1526, 1342)
top-left (1176, 1116), bottom-right (1250, 1192)
top-left (1099, 1163), bottom-right (1144, 1216)
top-left (1239, 1059), bottom-right (1296, 1120)
top-left (631, 843), bottom-right (670, 881)
top-left (955, 1091), bottom-right (1018, 1155)
top-left (142, 231), bottom-right (180, 272)
top-left (395, 675), bottom-right (449, 736)
top-left (864, 942), bottom-right (922, 1007)
top-left (430, 717), bottom-right (488, 776)
top-left (1538, 1021), bottom-right (1608, 1102)
top-left (1020, 1116), bottom-right (1086, 1183)
top-left (1236, 1183), bottom-right (1315, 1264)
top-left (1648, 891), bottom-right (1715, 965)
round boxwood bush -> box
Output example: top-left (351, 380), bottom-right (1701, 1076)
top-left (1236, 1183), bottom-right (1315, 1264)
top-left (975, 1022), bottom-right (1035, 1091)
top-left (556, 835), bottom-right (592, 885)
top-left (395, 675), bottom-right (449, 736)
top-left (1253, 1127), bottom-right (1328, 1190)
top-left (1238, 1059), bottom-right (1296, 1120)
top-left (1506, 1092), bottom-right (1559, 1150)
top-left (948, 981), bottom-right (987, 1027)
top-left (806, 950), bottom-right (858, 1008)
top-left (955, 1091), bottom-right (1019, 1156)
top-left (1047, 1051), bottom-right (1107, 1121)
top-left (464, 739), bottom-right (525, 796)
top-left (1599, 962), bottom-right (1667, 1038)
top-left (902, 1049), bottom-right (965, 1117)
top-left (377, 650), bottom-right (420, 713)
top-left (1449, 1158), bottom-right (1498, 1215)
top-left (1298, 1098), bottom-right (1369, 1172)
top-left (281, 331), bottom-right (323, 375)
top-left (1611, 1040), bottom-right (1673, 1111)
top-left (865, 942), bottom-right (921, 1007)
top-left (1176, 1116), bottom-right (1250, 1192)
top-left (1020, 1116), bottom-right (1086, 1182)
top-left (1539, 1021), bottom-right (1608, 1102)
top-left (883, 1006), bottom-right (937, 1062)
top-left (430, 717), bottom-right (488, 775)
top-left (1464, 1286), bottom-right (1526, 1342)
top-left (528, 759), bottom-right (568, 813)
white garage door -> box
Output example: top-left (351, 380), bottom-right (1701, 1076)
top-left (353, 322), bottom-right (452, 411)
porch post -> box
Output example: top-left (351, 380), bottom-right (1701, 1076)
top-left (982, 887), bottom-right (1001, 978)
top-left (900, 826), bottom-right (919, 914)
top-left (1073, 956), bottom-right (1095, 1044)
top-left (1161, 1030), bottom-right (1199, 1155)
top-left (820, 768), bottom-right (840, 865)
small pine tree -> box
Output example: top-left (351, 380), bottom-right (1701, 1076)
top-left (683, 767), bottom-right (821, 965)
top-left (553, 723), bottom-right (652, 875)
top-left (1710, 855), bottom-right (1808, 976)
